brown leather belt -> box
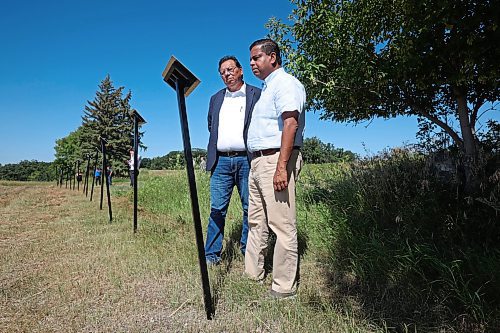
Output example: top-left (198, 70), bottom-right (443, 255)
top-left (252, 148), bottom-right (280, 158)
top-left (217, 151), bottom-right (247, 157)
top-left (252, 146), bottom-right (301, 159)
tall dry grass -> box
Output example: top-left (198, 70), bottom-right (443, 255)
top-left (297, 148), bottom-right (500, 332)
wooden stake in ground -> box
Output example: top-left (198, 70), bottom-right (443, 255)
top-left (90, 150), bottom-right (98, 202)
top-left (73, 160), bottom-right (77, 191)
top-left (162, 56), bottom-right (213, 320)
top-left (59, 168), bottom-right (63, 188)
top-left (100, 137), bottom-right (112, 222)
top-left (77, 160), bottom-right (81, 191)
top-left (84, 154), bottom-right (91, 196)
top-left (129, 109), bottom-right (146, 233)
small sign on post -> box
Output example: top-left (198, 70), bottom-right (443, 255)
top-left (129, 109), bottom-right (146, 233)
top-left (162, 56), bottom-right (213, 320)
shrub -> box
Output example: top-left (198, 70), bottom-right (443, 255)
top-left (298, 148), bottom-right (500, 330)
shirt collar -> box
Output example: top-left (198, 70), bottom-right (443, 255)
top-left (225, 83), bottom-right (246, 97)
top-left (263, 67), bottom-right (284, 87)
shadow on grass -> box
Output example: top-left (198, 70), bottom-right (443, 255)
top-left (210, 223), bottom-right (241, 310)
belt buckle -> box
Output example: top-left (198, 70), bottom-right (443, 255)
top-left (253, 150), bottom-right (267, 158)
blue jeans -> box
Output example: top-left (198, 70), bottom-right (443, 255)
top-left (205, 155), bottom-right (249, 264)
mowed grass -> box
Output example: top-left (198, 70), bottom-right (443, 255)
top-left (0, 175), bottom-right (379, 332)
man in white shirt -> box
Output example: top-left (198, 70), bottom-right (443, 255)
top-left (204, 56), bottom-right (261, 265)
top-left (127, 149), bottom-right (141, 187)
top-left (245, 39), bottom-right (306, 299)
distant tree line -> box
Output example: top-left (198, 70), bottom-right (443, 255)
top-left (141, 138), bottom-right (355, 170)
top-left (0, 160), bottom-right (54, 181)
top-left (141, 149), bottom-right (208, 170)
top-left (301, 137), bottom-right (356, 164)
top-left (0, 137), bottom-right (355, 180)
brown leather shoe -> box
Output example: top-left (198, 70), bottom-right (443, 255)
top-left (269, 289), bottom-right (297, 300)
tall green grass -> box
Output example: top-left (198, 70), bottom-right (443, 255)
top-left (131, 169), bottom-right (381, 332)
top-left (134, 150), bottom-right (499, 331)
top-left (297, 149), bottom-right (500, 331)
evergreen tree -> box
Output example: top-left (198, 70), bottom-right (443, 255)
top-left (80, 75), bottom-right (144, 175)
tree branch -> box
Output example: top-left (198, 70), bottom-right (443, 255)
top-left (414, 106), bottom-right (463, 147)
top-left (470, 97), bottom-right (484, 131)
top-left (312, 78), bottom-right (380, 96)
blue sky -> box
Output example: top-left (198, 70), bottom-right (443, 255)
top-left (1, 0), bottom-right (491, 165)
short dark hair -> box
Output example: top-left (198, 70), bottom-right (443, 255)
top-left (249, 38), bottom-right (282, 65)
top-left (218, 55), bottom-right (242, 71)
top-left (218, 55), bottom-right (243, 81)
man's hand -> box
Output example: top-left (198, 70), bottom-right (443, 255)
top-left (273, 163), bottom-right (288, 191)
top-left (273, 110), bottom-right (298, 191)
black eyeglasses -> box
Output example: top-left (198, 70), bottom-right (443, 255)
top-left (219, 66), bottom-right (237, 76)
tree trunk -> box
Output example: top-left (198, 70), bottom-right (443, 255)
top-left (454, 87), bottom-right (479, 193)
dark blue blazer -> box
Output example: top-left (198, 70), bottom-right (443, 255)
top-left (206, 84), bottom-right (261, 172)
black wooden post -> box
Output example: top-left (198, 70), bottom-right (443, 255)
top-left (90, 151), bottom-right (98, 202)
top-left (73, 161), bottom-right (77, 191)
top-left (84, 154), bottom-right (91, 196)
top-left (76, 160), bottom-right (81, 191)
top-left (101, 137), bottom-right (112, 222)
top-left (68, 167), bottom-right (72, 189)
top-left (130, 109), bottom-right (146, 233)
top-left (100, 146), bottom-right (104, 209)
top-left (65, 168), bottom-right (69, 188)
top-left (162, 56), bottom-right (213, 320)
top-left (133, 117), bottom-right (139, 232)
top-left (71, 161), bottom-right (74, 190)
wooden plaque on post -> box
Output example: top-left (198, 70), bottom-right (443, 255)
top-left (162, 56), bottom-right (201, 97)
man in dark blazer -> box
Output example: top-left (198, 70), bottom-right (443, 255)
top-left (204, 55), bottom-right (261, 265)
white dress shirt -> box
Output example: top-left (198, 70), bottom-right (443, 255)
top-left (217, 83), bottom-right (247, 152)
top-left (247, 68), bottom-right (306, 152)
top-left (128, 154), bottom-right (141, 170)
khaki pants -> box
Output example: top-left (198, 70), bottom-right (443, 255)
top-left (244, 150), bottom-right (302, 293)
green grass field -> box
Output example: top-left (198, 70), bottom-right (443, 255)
top-left (1, 156), bottom-right (498, 332)
top-left (0, 174), bottom-right (378, 332)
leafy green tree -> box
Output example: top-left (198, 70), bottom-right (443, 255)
top-left (302, 137), bottom-right (356, 163)
top-left (53, 127), bottom-right (84, 172)
top-left (140, 157), bottom-right (151, 169)
top-left (268, 0), bottom-right (500, 190)
top-left (147, 149), bottom-right (207, 170)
